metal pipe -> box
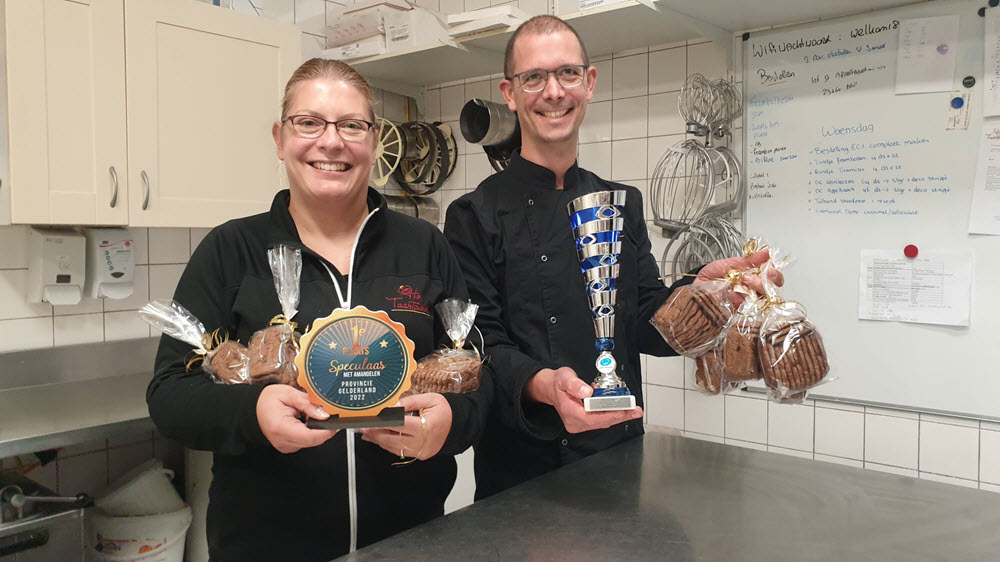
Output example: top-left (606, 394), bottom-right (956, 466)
top-left (459, 99), bottom-right (519, 149)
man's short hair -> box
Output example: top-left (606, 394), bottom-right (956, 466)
top-left (503, 16), bottom-right (590, 79)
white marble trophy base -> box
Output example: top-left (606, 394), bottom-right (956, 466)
top-left (584, 395), bottom-right (636, 412)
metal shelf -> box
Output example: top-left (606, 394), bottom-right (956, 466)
top-left (344, 1), bottom-right (700, 88)
top-left (0, 339), bottom-right (158, 459)
top-left (335, 0), bottom-right (923, 92)
top-left (0, 373), bottom-right (153, 459)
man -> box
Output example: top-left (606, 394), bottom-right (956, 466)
top-left (444, 16), bottom-right (774, 499)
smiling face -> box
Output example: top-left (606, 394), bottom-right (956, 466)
top-left (500, 30), bottom-right (596, 156)
top-left (272, 78), bottom-right (377, 205)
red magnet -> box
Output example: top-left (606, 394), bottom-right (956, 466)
top-left (904, 244), bottom-right (918, 258)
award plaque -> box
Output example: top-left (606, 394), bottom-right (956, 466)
top-left (297, 307), bottom-right (414, 429)
top-left (567, 190), bottom-right (637, 412)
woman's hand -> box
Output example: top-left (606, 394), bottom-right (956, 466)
top-left (256, 384), bottom-right (337, 454)
top-left (360, 393), bottom-right (453, 461)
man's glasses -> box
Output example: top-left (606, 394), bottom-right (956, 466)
top-left (281, 115), bottom-right (376, 141)
top-left (506, 65), bottom-right (589, 93)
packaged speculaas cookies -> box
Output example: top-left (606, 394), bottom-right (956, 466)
top-left (208, 340), bottom-right (253, 384)
top-left (758, 312), bottom-right (829, 399)
top-left (650, 281), bottom-right (733, 357)
top-left (755, 261), bottom-right (830, 402)
top-left (247, 329), bottom-right (300, 386)
top-left (694, 352), bottom-right (740, 396)
top-left (713, 292), bottom-right (764, 382)
top-left (651, 237), bottom-right (781, 358)
top-left (139, 299), bottom-right (250, 384)
top-left (407, 298), bottom-right (482, 396)
top-left (247, 246), bottom-right (303, 388)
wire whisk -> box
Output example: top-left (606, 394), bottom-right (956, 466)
top-left (651, 74), bottom-right (746, 278)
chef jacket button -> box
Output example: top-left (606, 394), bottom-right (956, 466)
top-left (540, 254), bottom-right (548, 262)
top-left (561, 439), bottom-right (569, 446)
top-left (528, 199), bottom-right (534, 206)
top-left (625, 423), bottom-right (631, 432)
top-left (550, 316), bottom-right (557, 324)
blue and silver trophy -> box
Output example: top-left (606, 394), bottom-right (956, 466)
top-left (568, 190), bottom-right (637, 412)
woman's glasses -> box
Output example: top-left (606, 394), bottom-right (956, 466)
top-left (282, 115), bottom-right (376, 141)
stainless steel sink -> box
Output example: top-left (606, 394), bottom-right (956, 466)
top-left (0, 473), bottom-right (86, 560)
top-left (1, 474), bottom-right (50, 526)
top-left (0, 508), bottom-right (84, 560)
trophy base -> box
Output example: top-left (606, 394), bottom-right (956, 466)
top-left (584, 395), bottom-right (637, 412)
top-left (305, 407), bottom-right (405, 430)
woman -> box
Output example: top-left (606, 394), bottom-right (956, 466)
top-left (147, 59), bottom-right (490, 561)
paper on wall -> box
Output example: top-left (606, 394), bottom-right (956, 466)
top-left (858, 249), bottom-right (972, 326)
top-left (895, 15), bottom-right (959, 94)
top-left (969, 122), bottom-right (1000, 235)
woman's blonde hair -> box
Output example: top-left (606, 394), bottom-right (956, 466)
top-left (280, 58), bottom-right (376, 121)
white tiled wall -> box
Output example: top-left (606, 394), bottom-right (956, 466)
top-left (639, 350), bottom-right (1000, 491)
top-left (0, 223), bottom-right (192, 494)
top-left (0, 225), bottom-right (195, 355)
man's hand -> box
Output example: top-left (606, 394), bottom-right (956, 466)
top-left (695, 248), bottom-right (784, 306)
top-left (525, 367), bottom-right (642, 434)
top-left (256, 385), bottom-right (337, 454)
top-left (360, 392), bottom-right (453, 460)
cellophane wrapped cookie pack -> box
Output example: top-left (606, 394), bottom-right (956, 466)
top-left (691, 274), bottom-right (762, 396)
top-left (713, 292), bottom-right (764, 383)
top-left (246, 246), bottom-right (303, 388)
top-left (139, 299), bottom-right (250, 384)
top-left (407, 298), bottom-right (482, 395)
top-left (650, 280), bottom-right (733, 357)
top-left (694, 352), bottom-right (741, 396)
top-left (649, 238), bottom-right (829, 403)
top-left (756, 259), bottom-right (830, 402)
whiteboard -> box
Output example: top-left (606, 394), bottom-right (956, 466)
top-left (743, 0), bottom-right (1000, 418)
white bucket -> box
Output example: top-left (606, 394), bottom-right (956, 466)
top-left (97, 459), bottom-right (185, 516)
top-left (89, 506), bottom-right (192, 562)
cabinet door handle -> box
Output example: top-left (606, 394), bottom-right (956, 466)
top-left (141, 170), bottom-right (150, 210)
top-left (109, 166), bottom-right (119, 207)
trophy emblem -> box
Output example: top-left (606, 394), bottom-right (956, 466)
top-left (567, 190), bottom-right (637, 412)
top-left (297, 306), bottom-right (414, 429)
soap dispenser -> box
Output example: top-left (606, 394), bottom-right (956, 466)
top-left (84, 228), bottom-right (135, 299)
top-left (27, 227), bottom-right (85, 305)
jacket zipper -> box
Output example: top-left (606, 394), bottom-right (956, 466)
top-left (316, 206), bottom-right (380, 554)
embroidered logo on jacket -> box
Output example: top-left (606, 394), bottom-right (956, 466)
top-left (386, 285), bottom-right (430, 315)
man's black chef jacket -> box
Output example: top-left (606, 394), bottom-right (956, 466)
top-left (445, 154), bottom-right (686, 499)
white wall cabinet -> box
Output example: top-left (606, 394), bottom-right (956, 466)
top-left (124, 0), bottom-right (299, 227)
top-left (1, 0), bottom-right (300, 227)
top-left (2, 0), bottom-right (129, 226)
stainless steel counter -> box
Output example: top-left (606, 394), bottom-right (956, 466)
top-left (0, 339), bottom-right (158, 459)
top-left (345, 428), bottom-right (1000, 561)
